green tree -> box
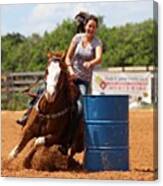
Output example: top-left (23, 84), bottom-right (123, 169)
top-left (1, 18), bottom-right (156, 72)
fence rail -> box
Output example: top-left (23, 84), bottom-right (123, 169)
top-left (1, 66), bottom-right (156, 93)
top-left (1, 71), bottom-right (45, 93)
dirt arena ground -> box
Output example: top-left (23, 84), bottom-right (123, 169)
top-left (1, 109), bottom-right (157, 180)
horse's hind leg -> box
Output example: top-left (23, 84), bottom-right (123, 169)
top-left (8, 129), bottom-right (34, 161)
top-left (69, 117), bottom-right (84, 159)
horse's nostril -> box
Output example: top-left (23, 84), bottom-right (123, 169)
top-left (45, 92), bottom-right (55, 103)
top-left (47, 86), bottom-right (55, 96)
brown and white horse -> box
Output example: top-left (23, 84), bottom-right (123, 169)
top-left (8, 52), bottom-right (84, 162)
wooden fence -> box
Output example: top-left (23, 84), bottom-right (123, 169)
top-left (1, 66), bottom-right (156, 93)
top-left (1, 72), bottom-right (45, 106)
top-left (1, 71), bottom-right (45, 93)
top-left (1, 66), bottom-right (156, 105)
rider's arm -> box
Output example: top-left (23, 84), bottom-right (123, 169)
top-left (83, 45), bottom-right (102, 70)
top-left (65, 35), bottom-right (78, 73)
top-left (89, 45), bottom-right (102, 67)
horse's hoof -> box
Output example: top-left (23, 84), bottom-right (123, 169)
top-left (8, 151), bottom-right (17, 161)
top-left (8, 145), bottom-right (18, 161)
top-left (68, 156), bottom-right (82, 170)
top-left (8, 153), bottom-right (16, 161)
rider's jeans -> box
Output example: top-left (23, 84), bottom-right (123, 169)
top-left (74, 78), bottom-right (89, 116)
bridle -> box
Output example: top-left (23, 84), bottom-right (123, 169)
top-left (34, 61), bottom-right (70, 121)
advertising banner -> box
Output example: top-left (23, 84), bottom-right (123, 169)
top-left (92, 70), bottom-right (152, 103)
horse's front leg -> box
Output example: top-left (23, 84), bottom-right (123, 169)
top-left (8, 129), bottom-right (34, 161)
top-left (69, 117), bottom-right (84, 158)
top-left (34, 133), bottom-right (60, 147)
top-left (8, 109), bottom-right (40, 161)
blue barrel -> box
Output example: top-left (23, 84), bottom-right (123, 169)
top-left (83, 95), bottom-right (129, 171)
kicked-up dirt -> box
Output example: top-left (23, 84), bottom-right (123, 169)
top-left (1, 109), bottom-right (157, 180)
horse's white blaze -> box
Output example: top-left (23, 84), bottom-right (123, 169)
top-left (8, 145), bottom-right (18, 160)
top-left (46, 62), bottom-right (61, 95)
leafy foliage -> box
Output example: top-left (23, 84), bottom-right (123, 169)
top-left (2, 18), bottom-right (156, 73)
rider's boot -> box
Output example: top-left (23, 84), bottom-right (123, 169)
top-left (16, 115), bottom-right (28, 126)
top-left (16, 108), bottom-right (32, 126)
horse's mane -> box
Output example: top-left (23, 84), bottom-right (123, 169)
top-left (47, 51), bottom-right (63, 57)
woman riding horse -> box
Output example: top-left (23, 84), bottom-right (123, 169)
top-left (9, 13), bottom-right (102, 164)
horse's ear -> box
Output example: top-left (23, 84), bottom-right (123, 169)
top-left (61, 51), bottom-right (67, 62)
top-left (47, 51), bottom-right (53, 59)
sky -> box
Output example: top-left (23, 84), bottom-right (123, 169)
top-left (1, 0), bottom-right (154, 36)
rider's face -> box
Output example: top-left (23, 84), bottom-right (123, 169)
top-left (85, 19), bottom-right (97, 39)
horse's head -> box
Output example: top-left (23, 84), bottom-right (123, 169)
top-left (45, 51), bottom-right (66, 103)
top-left (45, 51), bottom-right (79, 104)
